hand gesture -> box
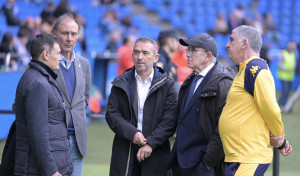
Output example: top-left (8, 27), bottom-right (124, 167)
top-left (137, 144), bottom-right (153, 162)
top-left (133, 132), bottom-right (147, 146)
top-left (279, 140), bottom-right (292, 156)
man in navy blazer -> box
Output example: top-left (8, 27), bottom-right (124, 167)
top-left (168, 33), bottom-right (235, 176)
top-left (52, 13), bottom-right (91, 176)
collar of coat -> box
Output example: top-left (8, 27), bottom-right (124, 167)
top-left (181, 61), bottom-right (236, 92)
top-left (112, 66), bottom-right (169, 92)
top-left (29, 60), bottom-right (58, 80)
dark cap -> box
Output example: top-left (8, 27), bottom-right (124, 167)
top-left (179, 33), bottom-right (218, 57)
top-left (158, 29), bottom-right (179, 40)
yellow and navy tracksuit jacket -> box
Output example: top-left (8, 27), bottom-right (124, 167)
top-left (219, 56), bottom-right (285, 164)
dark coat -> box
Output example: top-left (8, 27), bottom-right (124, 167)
top-left (14, 61), bottom-right (73, 176)
top-left (105, 66), bottom-right (178, 176)
top-left (170, 61), bottom-right (235, 176)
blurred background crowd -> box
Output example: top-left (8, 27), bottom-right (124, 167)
top-left (0, 0), bottom-right (299, 113)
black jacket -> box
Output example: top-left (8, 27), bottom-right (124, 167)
top-left (176, 61), bottom-right (235, 175)
top-left (105, 66), bottom-right (178, 176)
top-left (14, 61), bottom-right (73, 176)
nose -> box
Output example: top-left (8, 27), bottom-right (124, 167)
top-left (225, 42), bottom-right (229, 49)
top-left (67, 34), bottom-right (72, 41)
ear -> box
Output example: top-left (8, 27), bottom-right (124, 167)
top-left (51, 30), bottom-right (56, 35)
top-left (43, 50), bottom-right (50, 61)
top-left (153, 53), bottom-right (159, 63)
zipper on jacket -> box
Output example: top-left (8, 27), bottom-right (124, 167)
top-left (148, 77), bottom-right (167, 92)
top-left (125, 143), bottom-right (132, 176)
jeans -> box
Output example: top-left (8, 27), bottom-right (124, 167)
top-left (70, 135), bottom-right (83, 176)
top-left (279, 80), bottom-right (292, 107)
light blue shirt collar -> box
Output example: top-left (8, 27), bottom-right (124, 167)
top-left (60, 51), bottom-right (76, 69)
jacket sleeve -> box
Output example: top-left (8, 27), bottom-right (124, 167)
top-left (105, 86), bottom-right (139, 141)
top-left (254, 70), bottom-right (284, 137)
top-left (146, 81), bottom-right (178, 150)
top-left (24, 82), bottom-right (57, 176)
top-left (202, 77), bottom-right (232, 168)
top-left (83, 58), bottom-right (91, 110)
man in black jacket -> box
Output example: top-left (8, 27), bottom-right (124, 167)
top-left (168, 33), bottom-right (235, 176)
top-left (14, 34), bottom-right (73, 176)
top-left (156, 29), bottom-right (179, 81)
top-left (105, 37), bottom-right (178, 176)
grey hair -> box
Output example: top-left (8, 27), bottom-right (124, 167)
top-left (233, 25), bottom-right (262, 53)
top-left (51, 13), bottom-right (80, 33)
top-left (135, 37), bottom-right (158, 55)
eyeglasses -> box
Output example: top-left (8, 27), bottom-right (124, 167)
top-left (185, 48), bottom-right (208, 54)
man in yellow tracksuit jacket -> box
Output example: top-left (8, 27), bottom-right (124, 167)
top-left (219, 25), bottom-right (292, 176)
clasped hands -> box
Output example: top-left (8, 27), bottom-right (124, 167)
top-left (133, 132), bottom-right (153, 162)
top-left (270, 133), bottom-right (292, 156)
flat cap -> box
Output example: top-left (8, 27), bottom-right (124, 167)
top-left (179, 33), bottom-right (218, 57)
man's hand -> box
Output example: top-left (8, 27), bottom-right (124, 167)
top-left (52, 172), bottom-right (62, 176)
top-left (279, 140), bottom-right (292, 156)
top-left (133, 132), bottom-right (147, 146)
top-left (137, 144), bottom-right (152, 162)
top-left (270, 133), bottom-right (284, 147)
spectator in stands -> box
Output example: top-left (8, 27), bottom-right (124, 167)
top-left (14, 33), bottom-right (73, 176)
top-left (53, 0), bottom-right (75, 18)
top-left (156, 29), bottom-right (179, 81)
top-left (15, 27), bottom-right (31, 68)
top-left (219, 25), bottom-right (292, 176)
top-left (98, 8), bottom-right (122, 39)
top-left (105, 30), bottom-right (121, 53)
top-left (171, 44), bottom-right (193, 83)
top-left (40, 16), bottom-right (56, 34)
top-left (231, 5), bottom-right (248, 26)
top-left (1, 0), bottom-right (21, 26)
top-left (40, 1), bottom-right (56, 22)
top-left (251, 13), bottom-right (265, 35)
top-left (168, 33), bottom-right (235, 176)
top-left (263, 13), bottom-right (279, 43)
top-left (260, 40), bottom-right (271, 66)
top-left (75, 14), bottom-right (87, 53)
top-left (0, 32), bottom-right (17, 70)
top-left (117, 34), bottom-right (136, 75)
top-left (51, 13), bottom-right (91, 176)
top-left (105, 37), bottom-right (177, 176)
top-left (214, 13), bottom-right (229, 35)
top-left (278, 41), bottom-right (297, 109)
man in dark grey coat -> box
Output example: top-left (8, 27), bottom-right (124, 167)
top-left (168, 33), bottom-right (236, 176)
top-left (106, 37), bottom-right (178, 176)
top-left (14, 34), bottom-right (73, 176)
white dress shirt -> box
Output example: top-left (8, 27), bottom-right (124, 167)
top-left (193, 63), bottom-right (215, 93)
top-left (135, 68), bottom-right (154, 132)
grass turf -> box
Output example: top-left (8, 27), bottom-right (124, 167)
top-left (1, 100), bottom-right (299, 175)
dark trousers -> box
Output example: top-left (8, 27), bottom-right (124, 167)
top-left (279, 80), bottom-right (292, 107)
top-left (171, 159), bottom-right (215, 176)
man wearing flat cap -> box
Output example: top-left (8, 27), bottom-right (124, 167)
top-left (156, 29), bottom-right (179, 81)
top-left (168, 33), bottom-right (235, 176)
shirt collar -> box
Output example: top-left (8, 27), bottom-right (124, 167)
top-left (135, 67), bottom-right (154, 83)
top-left (60, 51), bottom-right (76, 69)
top-left (197, 62), bottom-right (215, 77)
